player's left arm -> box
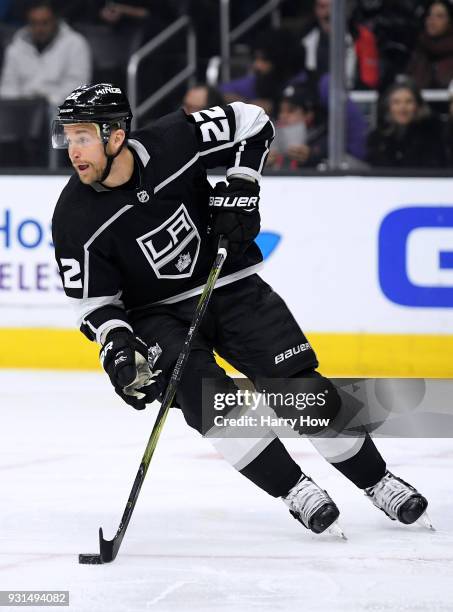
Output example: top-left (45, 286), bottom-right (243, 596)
top-left (188, 101), bottom-right (275, 180)
top-left (187, 102), bottom-right (274, 254)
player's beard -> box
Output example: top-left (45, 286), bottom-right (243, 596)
top-left (75, 159), bottom-right (106, 185)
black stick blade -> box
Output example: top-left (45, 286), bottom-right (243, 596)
top-left (79, 553), bottom-right (103, 564)
top-left (98, 527), bottom-right (118, 563)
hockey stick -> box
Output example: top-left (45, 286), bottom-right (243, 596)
top-left (79, 236), bottom-right (229, 564)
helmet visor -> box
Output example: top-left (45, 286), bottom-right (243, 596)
top-left (51, 120), bottom-right (102, 150)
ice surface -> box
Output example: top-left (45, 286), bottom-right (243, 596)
top-left (0, 371), bottom-right (452, 612)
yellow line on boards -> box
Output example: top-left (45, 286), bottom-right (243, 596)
top-left (0, 329), bottom-right (452, 378)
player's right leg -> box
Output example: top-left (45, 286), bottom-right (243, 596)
top-left (177, 348), bottom-right (340, 535)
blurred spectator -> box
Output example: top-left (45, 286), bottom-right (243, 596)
top-left (0, 0), bottom-right (91, 106)
top-left (267, 74), bottom-right (368, 170)
top-left (367, 81), bottom-right (447, 167)
top-left (408, 0), bottom-right (453, 89)
top-left (220, 28), bottom-right (306, 117)
top-left (350, 1), bottom-right (421, 91)
top-left (301, 0), bottom-right (332, 78)
top-left (268, 84), bottom-right (327, 169)
top-left (301, 0), bottom-right (379, 89)
top-left (182, 84), bottom-right (225, 114)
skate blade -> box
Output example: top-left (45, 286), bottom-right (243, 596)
top-left (417, 511), bottom-right (435, 531)
top-left (328, 520), bottom-right (347, 540)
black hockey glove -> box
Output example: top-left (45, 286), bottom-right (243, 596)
top-left (209, 178), bottom-right (260, 257)
top-left (100, 328), bottom-right (163, 410)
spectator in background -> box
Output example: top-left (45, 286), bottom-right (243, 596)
top-left (0, 0), bottom-right (91, 106)
top-left (301, 0), bottom-right (332, 78)
top-left (220, 28), bottom-right (306, 117)
top-left (367, 81), bottom-right (447, 167)
top-left (268, 84), bottom-right (327, 169)
top-left (350, 0), bottom-right (420, 91)
top-left (267, 75), bottom-right (368, 170)
top-left (302, 0), bottom-right (379, 89)
top-left (182, 84), bottom-right (225, 114)
top-left (408, 0), bottom-right (453, 89)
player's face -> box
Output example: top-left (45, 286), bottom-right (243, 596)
top-left (64, 124), bottom-right (107, 184)
top-left (388, 89), bottom-right (418, 126)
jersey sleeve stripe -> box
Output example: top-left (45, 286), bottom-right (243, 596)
top-left (68, 291), bottom-right (126, 327)
top-left (226, 166), bottom-right (262, 183)
top-left (96, 320), bottom-right (134, 344)
top-left (234, 139), bottom-right (247, 167)
top-left (257, 138), bottom-right (271, 174)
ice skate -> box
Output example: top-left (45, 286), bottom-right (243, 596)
top-left (364, 470), bottom-right (432, 528)
top-left (282, 474), bottom-right (344, 537)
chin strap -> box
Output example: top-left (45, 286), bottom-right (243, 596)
top-left (99, 134), bottom-right (127, 185)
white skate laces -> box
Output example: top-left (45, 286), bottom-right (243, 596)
top-left (282, 474), bottom-right (343, 536)
top-left (364, 470), bottom-right (431, 527)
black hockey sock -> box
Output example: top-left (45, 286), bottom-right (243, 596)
top-left (239, 438), bottom-right (302, 498)
top-left (331, 433), bottom-right (386, 489)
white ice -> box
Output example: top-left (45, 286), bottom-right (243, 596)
top-left (1, 371), bottom-right (452, 612)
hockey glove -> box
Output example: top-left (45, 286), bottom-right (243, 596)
top-left (209, 178), bottom-right (260, 257)
top-left (100, 328), bottom-right (163, 410)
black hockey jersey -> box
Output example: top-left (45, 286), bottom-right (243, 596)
top-left (52, 102), bottom-right (274, 343)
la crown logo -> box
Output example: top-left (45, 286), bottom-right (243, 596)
top-left (137, 190), bottom-right (150, 203)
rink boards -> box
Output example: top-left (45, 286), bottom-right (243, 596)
top-left (0, 174), bottom-right (452, 376)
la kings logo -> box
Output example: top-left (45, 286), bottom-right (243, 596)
top-left (136, 204), bottom-right (200, 279)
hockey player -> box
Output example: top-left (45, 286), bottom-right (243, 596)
top-left (52, 83), bottom-right (430, 536)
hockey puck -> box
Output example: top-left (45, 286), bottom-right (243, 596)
top-left (79, 553), bottom-right (103, 565)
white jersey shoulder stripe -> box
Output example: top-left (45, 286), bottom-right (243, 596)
top-left (128, 139), bottom-right (151, 166)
